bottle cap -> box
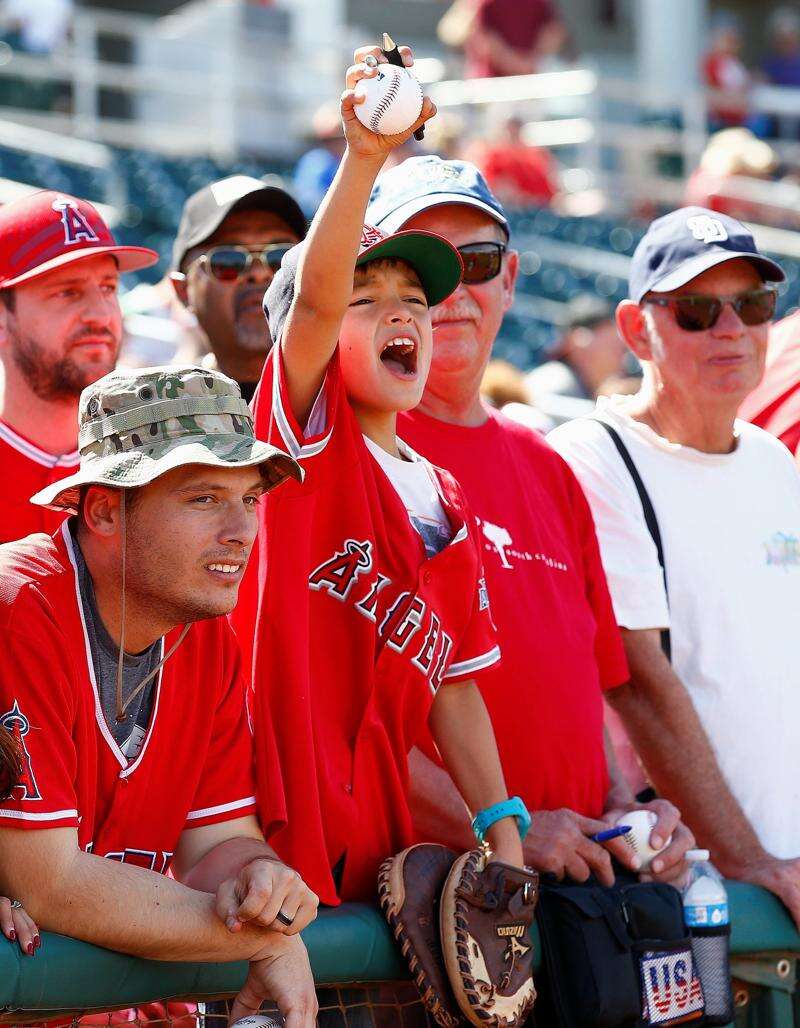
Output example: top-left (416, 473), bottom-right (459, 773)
top-left (685, 848), bottom-right (710, 862)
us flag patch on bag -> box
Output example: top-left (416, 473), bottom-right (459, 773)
top-left (639, 946), bottom-right (704, 1025)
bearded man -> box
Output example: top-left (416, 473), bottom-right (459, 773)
top-left (0, 190), bottom-right (157, 543)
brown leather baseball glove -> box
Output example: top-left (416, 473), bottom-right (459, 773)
top-left (378, 844), bottom-right (466, 1028)
top-left (440, 849), bottom-right (539, 1028)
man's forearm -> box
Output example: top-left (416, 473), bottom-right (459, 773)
top-left (408, 746), bottom-right (474, 851)
top-left (602, 726), bottom-right (636, 813)
top-left (611, 629), bottom-right (767, 876)
top-left (0, 832), bottom-right (283, 964)
top-left (178, 836), bottom-right (279, 894)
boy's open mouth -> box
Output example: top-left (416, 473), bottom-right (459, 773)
top-left (379, 336), bottom-right (418, 378)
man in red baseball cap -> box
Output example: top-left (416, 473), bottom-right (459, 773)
top-left (0, 190), bottom-right (157, 545)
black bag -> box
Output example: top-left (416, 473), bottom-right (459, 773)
top-left (534, 869), bottom-right (706, 1028)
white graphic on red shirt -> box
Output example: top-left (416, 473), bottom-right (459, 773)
top-left (481, 520), bottom-right (513, 569)
top-left (478, 517), bottom-right (569, 573)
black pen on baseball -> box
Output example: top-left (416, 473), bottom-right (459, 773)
top-left (382, 32), bottom-right (425, 141)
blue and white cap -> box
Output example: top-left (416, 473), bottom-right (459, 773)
top-left (367, 155), bottom-right (509, 236)
top-left (629, 206), bottom-right (784, 303)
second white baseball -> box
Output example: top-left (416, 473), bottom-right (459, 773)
top-left (354, 63), bottom-right (423, 136)
top-left (616, 810), bottom-right (672, 871)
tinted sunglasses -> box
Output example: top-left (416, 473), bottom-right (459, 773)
top-left (457, 242), bottom-right (507, 284)
top-left (643, 286), bottom-right (777, 331)
top-left (196, 243), bottom-right (294, 282)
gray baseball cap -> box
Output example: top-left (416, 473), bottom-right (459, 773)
top-left (172, 175), bottom-right (307, 271)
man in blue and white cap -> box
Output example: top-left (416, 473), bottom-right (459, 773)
top-left (551, 207), bottom-right (800, 925)
top-left (367, 156), bottom-right (696, 887)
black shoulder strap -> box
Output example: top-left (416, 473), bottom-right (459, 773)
top-left (592, 419), bottom-right (671, 662)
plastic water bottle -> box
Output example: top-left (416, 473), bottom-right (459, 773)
top-left (682, 849), bottom-right (733, 1025)
top-left (682, 849), bottom-right (728, 928)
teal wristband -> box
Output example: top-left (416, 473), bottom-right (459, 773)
top-left (471, 797), bottom-right (531, 845)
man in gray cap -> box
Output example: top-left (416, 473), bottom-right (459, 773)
top-left (0, 364), bottom-right (319, 1025)
top-left (551, 207), bottom-right (800, 924)
top-left (171, 175), bottom-right (306, 401)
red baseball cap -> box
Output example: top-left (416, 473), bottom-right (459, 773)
top-left (0, 190), bottom-right (159, 288)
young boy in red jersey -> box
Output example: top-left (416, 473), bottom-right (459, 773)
top-left (250, 44), bottom-right (529, 907)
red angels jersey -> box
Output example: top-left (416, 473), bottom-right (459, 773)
top-left (0, 525), bottom-right (285, 868)
top-left (251, 347), bottom-right (500, 905)
top-left (0, 421), bottom-right (77, 544)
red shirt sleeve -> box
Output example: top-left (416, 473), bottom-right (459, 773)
top-left (438, 527), bottom-right (501, 686)
top-left (0, 596), bottom-right (79, 830)
top-left (567, 465), bottom-right (629, 691)
top-left (253, 344), bottom-right (341, 475)
top-left (184, 626), bottom-right (265, 832)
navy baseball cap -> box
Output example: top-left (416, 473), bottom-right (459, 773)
top-left (367, 156), bottom-right (509, 236)
top-left (629, 206), bottom-right (784, 303)
top-left (264, 224), bottom-right (463, 347)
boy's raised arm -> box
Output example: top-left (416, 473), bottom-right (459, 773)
top-left (280, 45), bottom-right (435, 425)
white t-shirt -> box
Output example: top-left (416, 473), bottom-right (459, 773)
top-left (364, 435), bottom-right (452, 558)
top-left (549, 396), bottom-right (800, 858)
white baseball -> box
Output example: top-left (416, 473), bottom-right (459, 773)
top-left (354, 63), bottom-right (423, 136)
top-left (615, 810), bottom-right (672, 871)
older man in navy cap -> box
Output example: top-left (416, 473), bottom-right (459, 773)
top-left (551, 207), bottom-right (800, 924)
top-left (367, 156), bottom-right (696, 888)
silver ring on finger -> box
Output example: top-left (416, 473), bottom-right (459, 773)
top-left (275, 909), bottom-right (295, 927)
top-left (9, 899), bottom-right (22, 909)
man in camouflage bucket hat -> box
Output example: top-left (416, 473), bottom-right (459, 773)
top-left (0, 365), bottom-right (320, 1027)
top-left (32, 363), bottom-right (301, 511)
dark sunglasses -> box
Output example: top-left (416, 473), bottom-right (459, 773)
top-left (195, 243), bottom-right (294, 282)
top-left (643, 286), bottom-right (777, 331)
top-left (457, 242), bottom-right (507, 284)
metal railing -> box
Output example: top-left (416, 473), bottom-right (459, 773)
top-left (1, 4), bottom-right (800, 236)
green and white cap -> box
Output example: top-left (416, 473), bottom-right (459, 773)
top-left (32, 364), bottom-right (302, 513)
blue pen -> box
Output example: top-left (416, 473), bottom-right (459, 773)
top-left (591, 825), bottom-right (631, 843)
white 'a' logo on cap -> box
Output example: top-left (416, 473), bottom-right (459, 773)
top-left (687, 215), bottom-right (728, 245)
top-left (51, 196), bottom-right (99, 246)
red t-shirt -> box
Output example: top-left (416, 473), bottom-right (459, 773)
top-left (702, 51), bottom-right (749, 125)
top-left (476, 142), bottom-right (557, 204)
top-left (399, 407), bottom-right (629, 819)
top-left (250, 348), bottom-right (499, 905)
top-left (0, 524), bottom-right (283, 862)
top-left (740, 311), bottom-right (800, 460)
top-left (468, 0), bottom-right (557, 78)
top-left (0, 421), bottom-right (78, 545)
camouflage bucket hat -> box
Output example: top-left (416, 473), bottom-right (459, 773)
top-left (31, 364), bottom-right (303, 513)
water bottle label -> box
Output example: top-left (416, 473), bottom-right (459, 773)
top-left (684, 901), bottom-right (728, 927)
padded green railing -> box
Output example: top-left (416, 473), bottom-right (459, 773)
top-left (0, 882), bottom-right (798, 1023)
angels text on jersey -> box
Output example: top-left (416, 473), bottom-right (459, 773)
top-left (308, 537), bottom-right (473, 691)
